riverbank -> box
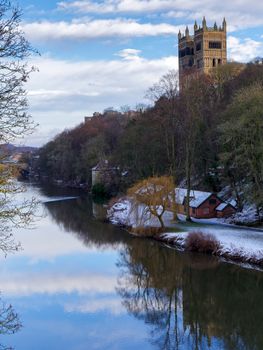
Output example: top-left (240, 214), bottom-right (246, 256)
top-left (107, 198), bottom-right (263, 269)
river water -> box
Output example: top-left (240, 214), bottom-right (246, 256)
top-left (0, 183), bottom-right (262, 350)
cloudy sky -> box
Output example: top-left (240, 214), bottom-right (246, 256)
top-left (18, 0), bottom-right (263, 146)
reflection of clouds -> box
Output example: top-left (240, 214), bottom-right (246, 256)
top-left (65, 297), bottom-right (125, 315)
top-left (1, 272), bottom-right (116, 297)
top-left (0, 224), bottom-right (88, 263)
top-left (0, 217), bottom-right (118, 263)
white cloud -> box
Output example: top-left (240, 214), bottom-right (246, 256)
top-left (24, 54), bottom-right (177, 146)
top-left (116, 48), bottom-right (142, 60)
top-left (22, 19), bottom-right (181, 41)
top-left (228, 36), bottom-right (263, 62)
top-left (57, 0), bottom-right (263, 31)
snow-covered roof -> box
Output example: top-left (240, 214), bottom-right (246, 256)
top-left (92, 160), bottom-right (109, 171)
top-left (175, 188), bottom-right (214, 208)
top-left (216, 202), bottom-right (236, 211)
top-left (215, 203), bottom-right (228, 211)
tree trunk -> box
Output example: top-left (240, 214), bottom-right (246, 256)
top-left (157, 214), bottom-right (165, 229)
top-left (185, 142), bottom-right (192, 221)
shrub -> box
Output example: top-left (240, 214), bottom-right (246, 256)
top-left (131, 226), bottom-right (165, 237)
top-left (185, 231), bottom-right (221, 255)
top-left (92, 183), bottom-right (108, 198)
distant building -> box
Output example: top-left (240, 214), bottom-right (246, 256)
top-left (178, 17), bottom-right (227, 90)
top-left (84, 112), bottom-right (102, 123)
top-left (92, 160), bottom-right (110, 186)
top-left (175, 188), bottom-right (236, 219)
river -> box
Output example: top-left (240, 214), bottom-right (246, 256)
top-left (0, 182), bottom-right (262, 350)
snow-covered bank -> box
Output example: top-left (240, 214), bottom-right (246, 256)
top-left (162, 229), bottom-right (263, 266)
top-left (108, 198), bottom-right (263, 268)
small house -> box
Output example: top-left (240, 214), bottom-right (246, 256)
top-left (175, 188), bottom-right (236, 219)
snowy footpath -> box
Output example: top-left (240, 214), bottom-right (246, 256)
top-left (108, 198), bottom-right (263, 267)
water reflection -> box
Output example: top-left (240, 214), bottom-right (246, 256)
top-left (44, 197), bottom-right (131, 249)
top-left (4, 183), bottom-right (263, 350)
top-left (117, 240), bottom-right (263, 350)
top-left (43, 193), bottom-right (263, 350)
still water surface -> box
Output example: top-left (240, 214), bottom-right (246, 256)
top-left (0, 183), bottom-right (263, 350)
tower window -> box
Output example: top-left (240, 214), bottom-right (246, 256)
top-left (196, 42), bottom-right (201, 51)
top-left (213, 58), bottom-right (216, 67)
top-left (209, 41), bottom-right (222, 49)
top-left (179, 49), bottom-right (186, 58)
top-left (186, 47), bottom-right (191, 55)
top-left (188, 58), bottom-right (194, 67)
top-left (218, 59), bottom-right (222, 65)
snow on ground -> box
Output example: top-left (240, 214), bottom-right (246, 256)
top-left (108, 198), bottom-right (263, 262)
top-left (107, 198), bottom-right (173, 227)
top-left (107, 199), bottom-right (133, 226)
top-left (163, 226), bottom-right (263, 260)
top-left (228, 205), bottom-right (260, 225)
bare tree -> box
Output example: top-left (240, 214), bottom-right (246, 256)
top-left (0, 295), bottom-right (22, 350)
top-left (0, 0), bottom-right (38, 254)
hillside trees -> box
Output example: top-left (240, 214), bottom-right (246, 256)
top-left (37, 114), bottom-right (126, 186)
top-left (146, 70), bottom-right (180, 181)
top-left (35, 62), bottom-right (263, 219)
top-left (116, 111), bottom-right (169, 182)
top-left (220, 83), bottom-right (263, 218)
top-left (177, 75), bottom-right (217, 220)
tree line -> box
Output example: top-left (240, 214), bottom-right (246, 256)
top-left (35, 62), bottom-right (263, 219)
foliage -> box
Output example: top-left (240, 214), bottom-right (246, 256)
top-left (220, 83), bottom-right (263, 215)
top-left (92, 183), bottom-right (108, 198)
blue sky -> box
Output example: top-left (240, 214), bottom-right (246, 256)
top-left (16, 0), bottom-right (263, 146)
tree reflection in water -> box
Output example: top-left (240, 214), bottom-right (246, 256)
top-left (117, 240), bottom-right (263, 350)
top-left (43, 193), bottom-right (263, 350)
top-left (0, 297), bottom-right (21, 350)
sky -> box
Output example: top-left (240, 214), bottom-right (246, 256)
top-left (16, 0), bottom-right (263, 146)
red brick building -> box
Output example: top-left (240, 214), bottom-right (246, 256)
top-left (175, 188), bottom-right (236, 219)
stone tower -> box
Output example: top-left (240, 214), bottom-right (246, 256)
top-left (178, 17), bottom-right (227, 90)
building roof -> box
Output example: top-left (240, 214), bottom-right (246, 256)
top-left (92, 160), bottom-right (109, 171)
top-left (215, 202), bottom-right (236, 211)
top-left (215, 203), bottom-right (228, 211)
top-left (175, 188), bottom-right (215, 208)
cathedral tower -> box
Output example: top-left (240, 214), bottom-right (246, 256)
top-left (178, 17), bottom-right (227, 90)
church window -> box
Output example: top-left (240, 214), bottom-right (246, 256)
top-left (188, 58), bottom-right (194, 67)
top-left (186, 47), bottom-right (191, 55)
top-left (179, 49), bottom-right (186, 57)
top-left (213, 58), bottom-right (216, 67)
top-left (218, 59), bottom-right (222, 65)
top-left (196, 42), bottom-right (201, 51)
top-left (209, 41), bottom-right (222, 49)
